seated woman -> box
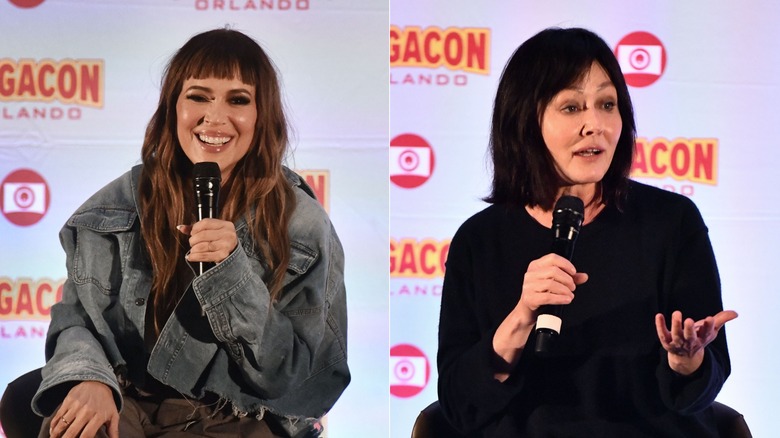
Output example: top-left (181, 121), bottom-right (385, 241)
top-left (437, 27), bottom-right (736, 437)
top-left (31, 28), bottom-right (350, 438)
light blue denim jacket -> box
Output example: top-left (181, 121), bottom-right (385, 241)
top-left (32, 165), bottom-right (350, 435)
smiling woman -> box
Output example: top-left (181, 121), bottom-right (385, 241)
top-left (176, 77), bottom-right (257, 180)
top-left (29, 28), bottom-right (350, 438)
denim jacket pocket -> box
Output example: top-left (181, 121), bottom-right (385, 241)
top-left (287, 241), bottom-right (317, 275)
top-left (68, 207), bottom-right (137, 296)
top-left (273, 240), bottom-right (318, 297)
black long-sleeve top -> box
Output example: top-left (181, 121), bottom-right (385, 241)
top-left (438, 182), bottom-right (730, 437)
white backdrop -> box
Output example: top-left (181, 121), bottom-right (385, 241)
top-left (4, 0), bottom-right (779, 436)
top-left (390, 1), bottom-right (779, 437)
top-left (0, 1), bottom-right (389, 437)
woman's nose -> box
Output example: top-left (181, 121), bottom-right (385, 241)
top-left (203, 103), bottom-right (227, 125)
top-left (580, 112), bottom-right (604, 136)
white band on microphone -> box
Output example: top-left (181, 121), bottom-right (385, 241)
top-left (536, 314), bottom-right (562, 333)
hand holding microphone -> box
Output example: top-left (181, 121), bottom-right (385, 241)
top-left (492, 197), bottom-right (587, 377)
top-left (534, 195), bottom-right (585, 355)
top-left (177, 162), bottom-right (237, 276)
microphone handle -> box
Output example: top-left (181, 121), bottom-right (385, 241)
top-left (534, 235), bottom-right (576, 355)
top-left (194, 178), bottom-right (219, 276)
top-left (551, 235), bottom-right (575, 260)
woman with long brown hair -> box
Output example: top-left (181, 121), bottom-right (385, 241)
top-left (32, 28), bottom-right (349, 438)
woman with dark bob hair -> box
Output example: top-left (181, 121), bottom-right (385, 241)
top-left (31, 28), bottom-right (349, 437)
top-left (437, 27), bottom-right (737, 436)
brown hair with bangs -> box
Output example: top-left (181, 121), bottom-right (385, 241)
top-left (138, 28), bottom-right (294, 333)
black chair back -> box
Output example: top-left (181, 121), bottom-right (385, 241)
top-left (411, 400), bottom-right (753, 438)
top-left (0, 368), bottom-right (44, 438)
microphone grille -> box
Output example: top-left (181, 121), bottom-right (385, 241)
top-left (193, 162), bottom-right (222, 180)
top-left (554, 195), bottom-right (584, 214)
top-left (552, 195), bottom-right (584, 230)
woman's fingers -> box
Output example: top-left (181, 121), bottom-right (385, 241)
top-left (184, 218), bottom-right (238, 263)
top-left (713, 310), bottom-right (739, 329)
top-left (657, 309), bottom-right (739, 357)
top-left (655, 313), bottom-right (671, 345)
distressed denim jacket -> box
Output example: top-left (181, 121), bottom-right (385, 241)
top-left (32, 165), bottom-right (350, 436)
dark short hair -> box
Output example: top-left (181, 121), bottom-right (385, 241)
top-left (484, 27), bottom-right (636, 210)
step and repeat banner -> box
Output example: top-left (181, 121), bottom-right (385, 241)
top-left (0, 0), bottom-right (388, 437)
top-left (390, 1), bottom-right (778, 437)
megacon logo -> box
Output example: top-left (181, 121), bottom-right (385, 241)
top-left (390, 343), bottom-right (430, 398)
top-left (0, 58), bottom-right (104, 120)
top-left (0, 278), bottom-right (63, 322)
top-left (615, 31), bottom-right (667, 87)
top-left (8, 0), bottom-right (45, 7)
top-left (391, 238), bottom-right (450, 279)
top-left (390, 25), bottom-right (490, 86)
top-left (390, 133), bottom-right (435, 189)
top-left (631, 137), bottom-right (718, 196)
top-left (390, 237), bottom-right (450, 297)
top-left (193, 0), bottom-right (310, 11)
top-left (297, 169), bottom-right (330, 213)
top-left (0, 169), bottom-right (50, 227)
top-left (0, 278), bottom-right (63, 341)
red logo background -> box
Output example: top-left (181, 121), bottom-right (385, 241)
top-left (390, 343), bottom-right (431, 398)
top-left (615, 31), bottom-right (667, 87)
top-left (9, 0), bottom-right (45, 8)
top-left (0, 169), bottom-right (50, 227)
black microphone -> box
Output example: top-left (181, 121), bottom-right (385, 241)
top-left (193, 162), bottom-right (221, 276)
top-left (534, 195), bottom-right (584, 355)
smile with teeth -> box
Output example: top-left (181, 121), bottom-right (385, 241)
top-left (576, 148), bottom-right (602, 157)
top-left (197, 133), bottom-right (231, 146)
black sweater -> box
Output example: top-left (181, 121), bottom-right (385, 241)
top-left (437, 182), bottom-right (730, 437)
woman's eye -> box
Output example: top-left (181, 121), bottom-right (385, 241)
top-left (603, 101), bottom-right (617, 110)
top-left (562, 105), bottom-right (579, 113)
top-left (186, 94), bottom-right (209, 103)
top-left (230, 96), bottom-right (251, 105)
